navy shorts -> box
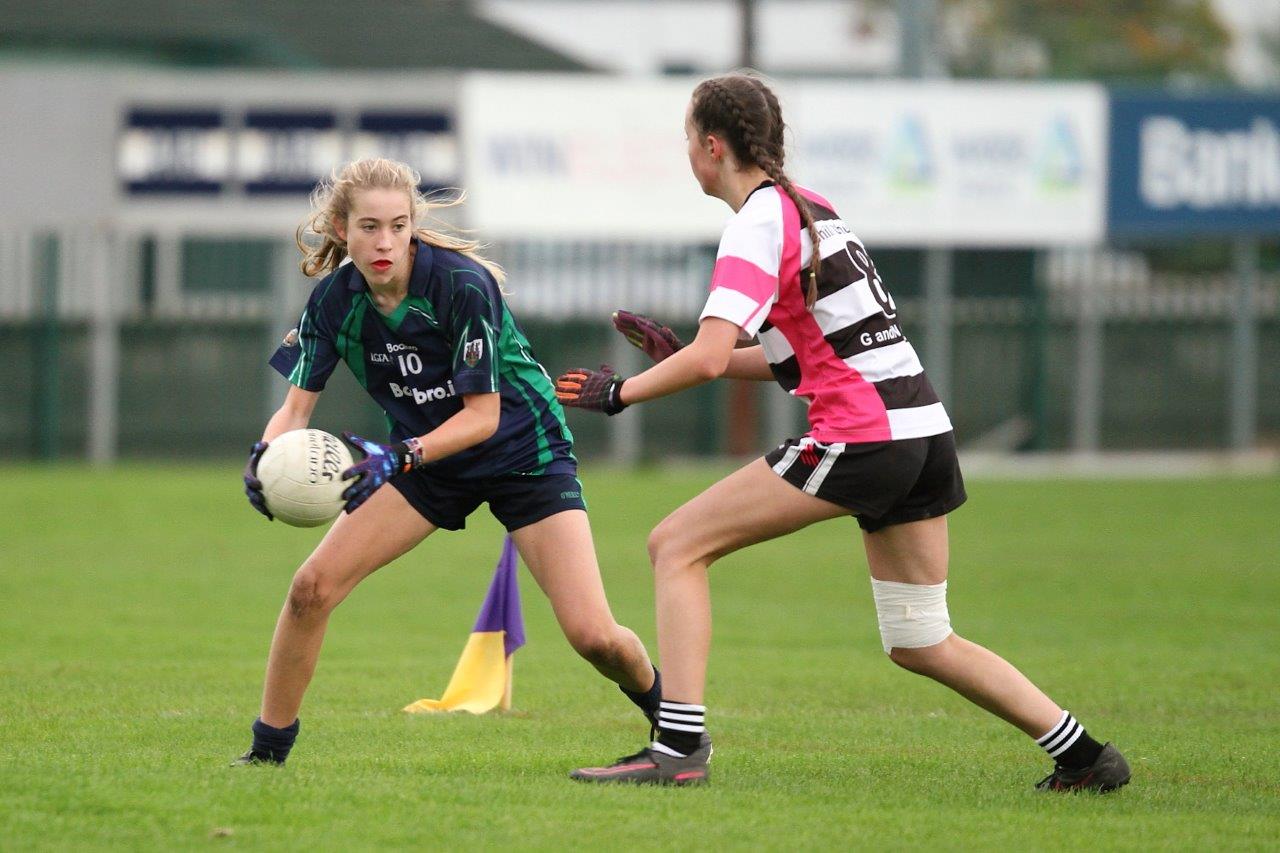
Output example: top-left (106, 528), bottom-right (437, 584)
top-left (389, 469), bottom-right (587, 532)
top-left (765, 431), bottom-right (966, 533)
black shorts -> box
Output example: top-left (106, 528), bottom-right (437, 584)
top-left (764, 431), bottom-right (966, 533)
top-left (389, 469), bottom-right (587, 532)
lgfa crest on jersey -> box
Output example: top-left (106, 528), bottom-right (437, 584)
top-left (463, 338), bottom-right (484, 368)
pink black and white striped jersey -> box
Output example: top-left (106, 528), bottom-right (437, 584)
top-left (699, 182), bottom-right (953, 444)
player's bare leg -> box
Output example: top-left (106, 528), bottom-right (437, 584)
top-left (573, 459), bottom-right (845, 784)
top-left (863, 517), bottom-right (1129, 791)
top-left (257, 485), bottom-right (435, 728)
top-left (861, 517), bottom-right (1062, 736)
top-left (512, 509), bottom-right (656, 696)
top-left (647, 459), bottom-right (846, 702)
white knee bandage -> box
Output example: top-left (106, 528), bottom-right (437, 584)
top-left (870, 578), bottom-right (953, 654)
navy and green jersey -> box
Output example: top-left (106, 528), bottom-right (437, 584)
top-left (269, 238), bottom-right (575, 480)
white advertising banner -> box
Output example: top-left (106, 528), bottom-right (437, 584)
top-left (460, 74), bottom-right (726, 241)
top-left (787, 82), bottom-right (1108, 246)
top-left (461, 75), bottom-right (1107, 246)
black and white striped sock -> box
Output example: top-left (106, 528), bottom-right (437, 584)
top-left (1036, 710), bottom-right (1104, 770)
top-left (652, 701), bottom-right (705, 758)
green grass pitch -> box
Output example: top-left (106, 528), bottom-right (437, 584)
top-left (2, 465), bottom-right (1278, 849)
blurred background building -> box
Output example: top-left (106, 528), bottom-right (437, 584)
top-left (1, 0), bottom-right (1276, 465)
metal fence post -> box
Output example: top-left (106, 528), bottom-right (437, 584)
top-left (609, 244), bottom-right (642, 464)
top-left (153, 234), bottom-right (182, 318)
top-left (33, 233), bottom-right (60, 460)
top-left (1230, 238), bottom-right (1259, 450)
top-left (266, 239), bottom-right (304, 423)
top-left (1024, 251), bottom-right (1050, 451)
top-left (87, 228), bottom-right (120, 464)
top-left (1072, 252), bottom-right (1103, 452)
top-left (923, 247), bottom-right (953, 406)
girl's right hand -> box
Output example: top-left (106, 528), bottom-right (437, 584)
top-left (555, 365), bottom-right (628, 415)
top-left (243, 440), bottom-right (274, 521)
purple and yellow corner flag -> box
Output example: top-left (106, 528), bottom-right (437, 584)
top-left (404, 536), bottom-right (526, 715)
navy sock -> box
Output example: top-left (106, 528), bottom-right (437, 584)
top-left (620, 666), bottom-right (662, 722)
top-left (251, 717), bottom-right (300, 763)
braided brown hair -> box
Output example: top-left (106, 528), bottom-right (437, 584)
top-left (691, 73), bottom-right (821, 307)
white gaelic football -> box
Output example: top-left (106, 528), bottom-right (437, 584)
top-left (257, 429), bottom-right (353, 527)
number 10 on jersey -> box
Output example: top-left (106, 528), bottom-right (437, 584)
top-left (398, 352), bottom-right (423, 376)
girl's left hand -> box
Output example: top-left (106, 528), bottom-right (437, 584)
top-left (339, 432), bottom-right (416, 513)
top-left (612, 310), bottom-right (685, 363)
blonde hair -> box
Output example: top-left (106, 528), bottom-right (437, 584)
top-left (296, 157), bottom-right (505, 284)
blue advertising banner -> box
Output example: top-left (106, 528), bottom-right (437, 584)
top-left (118, 109), bottom-right (229, 194)
top-left (240, 111), bottom-right (340, 195)
top-left (1108, 92), bottom-right (1280, 238)
top-left (118, 108), bottom-right (455, 196)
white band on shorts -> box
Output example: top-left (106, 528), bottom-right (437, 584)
top-left (870, 578), bottom-right (953, 654)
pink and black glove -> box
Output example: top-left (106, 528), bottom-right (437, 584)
top-left (612, 310), bottom-right (685, 363)
top-left (555, 364), bottom-right (628, 415)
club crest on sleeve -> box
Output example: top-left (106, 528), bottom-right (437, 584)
top-left (463, 338), bottom-right (484, 367)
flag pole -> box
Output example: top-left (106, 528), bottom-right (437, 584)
top-left (501, 656), bottom-right (514, 711)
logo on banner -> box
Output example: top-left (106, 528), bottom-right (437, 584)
top-left (119, 109), bottom-right (229, 194)
top-left (1140, 116), bottom-right (1280, 210)
top-left (887, 115), bottom-right (933, 191)
top-left (463, 338), bottom-right (484, 367)
top-left (1036, 115), bottom-right (1084, 192)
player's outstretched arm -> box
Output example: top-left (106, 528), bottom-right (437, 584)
top-left (557, 317), bottom-right (740, 413)
top-left (244, 386), bottom-right (321, 521)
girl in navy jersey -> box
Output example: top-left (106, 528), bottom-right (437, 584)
top-left (234, 158), bottom-right (662, 765)
top-left (557, 74), bottom-right (1129, 792)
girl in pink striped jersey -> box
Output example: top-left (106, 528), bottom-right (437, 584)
top-left (556, 73), bottom-right (1128, 792)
